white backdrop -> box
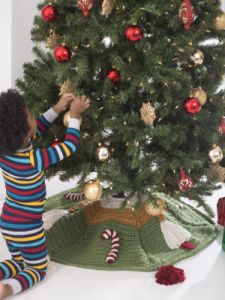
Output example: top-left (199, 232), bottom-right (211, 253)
top-left (11, 0), bottom-right (40, 85)
top-left (0, 1), bottom-right (12, 92)
top-left (0, 0), bottom-right (40, 92)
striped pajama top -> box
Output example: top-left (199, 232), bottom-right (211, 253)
top-left (0, 108), bottom-right (80, 230)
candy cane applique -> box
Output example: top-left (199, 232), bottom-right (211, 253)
top-left (64, 192), bottom-right (85, 201)
top-left (101, 229), bottom-right (120, 264)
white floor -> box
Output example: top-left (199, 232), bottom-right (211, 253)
top-left (0, 175), bottom-right (225, 300)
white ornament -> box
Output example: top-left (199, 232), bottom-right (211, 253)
top-left (97, 146), bottom-right (110, 161)
top-left (102, 36), bottom-right (113, 48)
top-left (191, 50), bottom-right (204, 66)
top-left (148, 77), bottom-right (154, 84)
top-left (150, 162), bottom-right (159, 171)
top-left (209, 145), bottom-right (223, 163)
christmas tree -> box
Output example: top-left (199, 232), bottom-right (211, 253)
top-left (17, 0), bottom-right (225, 218)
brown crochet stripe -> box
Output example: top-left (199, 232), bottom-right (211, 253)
top-left (84, 201), bottom-right (153, 227)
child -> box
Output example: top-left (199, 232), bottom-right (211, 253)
top-left (0, 89), bottom-right (90, 299)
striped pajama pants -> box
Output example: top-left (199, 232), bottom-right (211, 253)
top-left (0, 223), bottom-right (48, 294)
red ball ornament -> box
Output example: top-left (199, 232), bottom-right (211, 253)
top-left (54, 45), bottom-right (71, 63)
top-left (107, 69), bottom-right (121, 82)
top-left (124, 25), bottom-right (143, 42)
top-left (179, 0), bottom-right (195, 31)
top-left (184, 97), bottom-right (201, 114)
top-left (178, 169), bottom-right (194, 192)
top-left (77, 0), bottom-right (93, 17)
top-left (219, 117), bottom-right (225, 135)
top-left (41, 3), bottom-right (58, 22)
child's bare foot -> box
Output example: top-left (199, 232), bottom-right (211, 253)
top-left (0, 283), bottom-right (13, 300)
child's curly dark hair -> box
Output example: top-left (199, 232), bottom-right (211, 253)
top-left (0, 89), bottom-right (29, 156)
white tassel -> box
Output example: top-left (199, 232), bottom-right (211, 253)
top-left (160, 220), bottom-right (192, 249)
top-left (43, 209), bottom-right (68, 230)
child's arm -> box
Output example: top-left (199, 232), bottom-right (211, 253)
top-left (30, 119), bottom-right (80, 170)
top-left (35, 93), bottom-right (74, 137)
top-left (35, 108), bottom-right (58, 137)
top-left (30, 96), bottom-right (90, 170)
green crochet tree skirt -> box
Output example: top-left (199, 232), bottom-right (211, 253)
top-left (45, 191), bottom-right (217, 272)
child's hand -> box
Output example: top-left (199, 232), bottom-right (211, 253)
top-left (70, 95), bottom-right (90, 119)
top-left (53, 93), bottom-right (76, 114)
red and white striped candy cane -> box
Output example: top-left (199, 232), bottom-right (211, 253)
top-left (101, 229), bottom-right (120, 264)
top-left (64, 192), bottom-right (85, 201)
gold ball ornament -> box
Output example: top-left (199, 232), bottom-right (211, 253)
top-left (63, 111), bottom-right (71, 127)
top-left (97, 145), bottom-right (110, 161)
top-left (63, 111), bottom-right (82, 127)
top-left (144, 199), bottom-right (166, 217)
top-left (209, 145), bottom-right (223, 164)
top-left (214, 14), bottom-right (225, 30)
top-left (190, 87), bottom-right (207, 105)
top-left (191, 50), bottom-right (204, 66)
top-left (83, 180), bottom-right (103, 202)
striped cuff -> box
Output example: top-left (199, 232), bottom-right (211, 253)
top-left (43, 108), bottom-right (59, 123)
top-left (69, 118), bottom-right (81, 130)
top-left (4, 279), bottom-right (22, 295)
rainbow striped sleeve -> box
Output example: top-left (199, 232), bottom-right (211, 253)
top-left (30, 118), bottom-right (80, 171)
top-left (36, 108), bottom-right (59, 137)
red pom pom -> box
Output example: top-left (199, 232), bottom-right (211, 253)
top-left (180, 241), bottom-right (196, 250)
top-left (54, 45), bottom-right (71, 63)
top-left (41, 3), bottom-right (58, 22)
top-left (155, 265), bottom-right (185, 285)
top-left (124, 25), bottom-right (143, 42)
top-left (107, 69), bottom-right (121, 82)
top-left (184, 97), bottom-right (201, 114)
